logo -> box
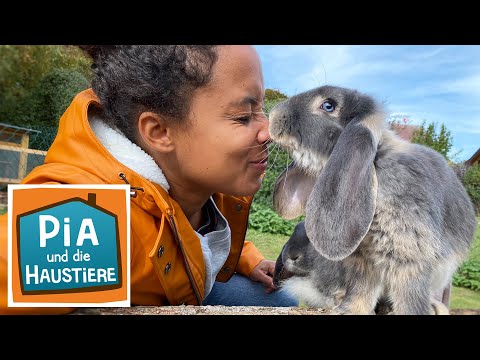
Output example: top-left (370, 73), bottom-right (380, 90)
top-left (8, 185), bottom-right (130, 307)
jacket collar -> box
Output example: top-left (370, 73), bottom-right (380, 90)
top-left (38, 89), bottom-right (173, 217)
top-left (89, 114), bottom-right (170, 193)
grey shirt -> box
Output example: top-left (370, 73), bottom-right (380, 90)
top-left (195, 197), bottom-right (231, 299)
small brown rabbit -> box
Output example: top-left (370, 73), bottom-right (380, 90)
top-left (269, 85), bottom-right (476, 315)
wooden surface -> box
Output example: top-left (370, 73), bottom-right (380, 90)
top-left (72, 305), bottom-right (479, 315)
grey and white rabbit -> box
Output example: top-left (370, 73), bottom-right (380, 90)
top-left (269, 85), bottom-right (476, 315)
top-left (273, 221), bottom-right (449, 315)
top-left (273, 220), bottom-right (350, 310)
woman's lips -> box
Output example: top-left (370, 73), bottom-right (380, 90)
top-left (250, 158), bottom-right (268, 172)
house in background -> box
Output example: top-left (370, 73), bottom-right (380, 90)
top-left (390, 123), bottom-right (419, 142)
top-left (466, 148), bottom-right (480, 166)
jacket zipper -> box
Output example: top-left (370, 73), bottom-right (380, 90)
top-left (167, 210), bottom-right (202, 305)
top-left (118, 172), bottom-right (202, 305)
top-left (232, 199), bottom-right (252, 274)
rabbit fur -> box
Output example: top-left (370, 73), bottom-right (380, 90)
top-left (273, 221), bottom-right (450, 315)
top-left (269, 85), bottom-right (476, 315)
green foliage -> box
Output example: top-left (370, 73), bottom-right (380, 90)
top-left (255, 145), bottom-right (291, 207)
top-left (254, 98), bottom-right (292, 210)
top-left (453, 260), bottom-right (480, 292)
top-left (27, 125), bottom-right (62, 152)
top-left (248, 202), bottom-right (300, 236)
top-left (452, 217), bottom-right (480, 292)
top-left (0, 45), bottom-right (92, 127)
top-left (23, 68), bottom-right (90, 126)
top-left (411, 120), bottom-right (454, 160)
top-left (462, 164), bottom-right (480, 214)
top-left (264, 88), bottom-right (288, 102)
top-left (250, 96), bottom-right (306, 235)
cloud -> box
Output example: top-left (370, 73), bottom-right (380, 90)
top-left (255, 45), bottom-right (480, 161)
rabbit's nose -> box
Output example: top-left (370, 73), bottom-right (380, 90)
top-left (290, 254), bottom-right (300, 261)
top-left (289, 253), bottom-right (303, 264)
top-left (268, 101), bottom-right (289, 122)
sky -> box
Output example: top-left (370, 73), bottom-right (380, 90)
top-left (254, 45), bottom-right (480, 162)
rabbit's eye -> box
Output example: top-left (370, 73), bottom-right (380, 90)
top-left (321, 101), bottom-right (335, 112)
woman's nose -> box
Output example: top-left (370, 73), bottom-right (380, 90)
top-left (257, 116), bottom-right (270, 144)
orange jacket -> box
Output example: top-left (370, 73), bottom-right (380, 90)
top-left (0, 89), bottom-right (265, 314)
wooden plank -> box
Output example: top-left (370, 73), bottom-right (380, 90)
top-left (0, 177), bottom-right (20, 184)
top-left (72, 305), bottom-right (476, 315)
top-left (0, 144), bottom-right (47, 155)
top-left (17, 133), bottom-right (30, 179)
top-left (0, 140), bottom-right (20, 147)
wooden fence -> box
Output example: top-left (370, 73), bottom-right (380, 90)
top-left (0, 123), bottom-right (47, 185)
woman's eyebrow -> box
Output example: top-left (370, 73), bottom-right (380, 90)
top-left (227, 96), bottom-right (263, 108)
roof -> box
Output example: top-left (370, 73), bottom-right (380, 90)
top-left (390, 124), bottom-right (419, 141)
top-left (467, 148), bottom-right (480, 165)
top-left (0, 122), bottom-right (41, 134)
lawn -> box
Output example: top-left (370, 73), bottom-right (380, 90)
top-left (247, 220), bottom-right (480, 310)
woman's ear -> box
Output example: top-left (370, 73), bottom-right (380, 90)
top-left (273, 162), bottom-right (316, 220)
top-left (137, 112), bottom-right (175, 153)
top-left (305, 112), bottom-right (383, 261)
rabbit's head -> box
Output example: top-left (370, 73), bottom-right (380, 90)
top-left (270, 85), bottom-right (385, 260)
top-left (273, 221), bottom-right (320, 287)
top-left (273, 221), bottom-right (351, 309)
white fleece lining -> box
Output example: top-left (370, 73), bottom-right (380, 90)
top-left (89, 116), bottom-right (170, 192)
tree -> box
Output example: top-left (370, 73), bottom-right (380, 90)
top-left (410, 120), bottom-right (454, 160)
top-left (264, 89), bottom-right (288, 102)
top-left (462, 164), bottom-right (480, 214)
top-left (0, 45), bottom-right (92, 126)
top-left (25, 68), bottom-right (90, 125)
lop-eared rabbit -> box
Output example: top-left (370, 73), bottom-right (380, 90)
top-left (274, 221), bottom-right (450, 315)
top-left (269, 85), bottom-right (476, 315)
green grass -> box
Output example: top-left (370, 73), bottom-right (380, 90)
top-left (450, 286), bottom-right (480, 309)
top-left (247, 218), bottom-right (480, 310)
top-left (246, 229), bottom-right (289, 262)
top-left (0, 207), bottom-right (6, 215)
top-left (467, 218), bottom-right (480, 262)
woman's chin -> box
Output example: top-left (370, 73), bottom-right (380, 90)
top-left (226, 181), bottom-right (262, 198)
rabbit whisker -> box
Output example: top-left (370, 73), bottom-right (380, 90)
top-left (282, 152), bottom-right (291, 192)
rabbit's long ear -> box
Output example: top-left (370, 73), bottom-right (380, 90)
top-left (273, 162), bottom-right (316, 220)
top-left (305, 115), bottom-right (382, 260)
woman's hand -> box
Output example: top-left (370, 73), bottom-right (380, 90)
top-left (250, 259), bottom-right (276, 293)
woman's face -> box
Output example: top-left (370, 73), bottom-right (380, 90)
top-left (169, 45), bottom-right (269, 197)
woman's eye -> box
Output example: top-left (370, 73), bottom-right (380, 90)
top-left (236, 116), bottom-right (251, 124)
top-left (321, 101), bottom-right (335, 112)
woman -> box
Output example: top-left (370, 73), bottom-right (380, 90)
top-left (0, 45), bottom-right (298, 314)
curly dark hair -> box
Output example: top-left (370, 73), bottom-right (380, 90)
top-left (78, 45), bottom-right (219, 142)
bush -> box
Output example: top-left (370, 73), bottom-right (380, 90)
top-left (463, 164), bottom-right (480, 214)
top-left (249, 97), bottom-right (306, 235)
top-left (453, 260), bottom-right (480, 292)
top-left (0, 45), bottom-right (91, 127)
top-left (24, 68), bottom-right (90, 126)
top-left (248, 202), bottom-right (301, 236)
top-left (264, 89), bottom-right (288, 102)
top-left (253, 99), bottom-right (291, 208)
